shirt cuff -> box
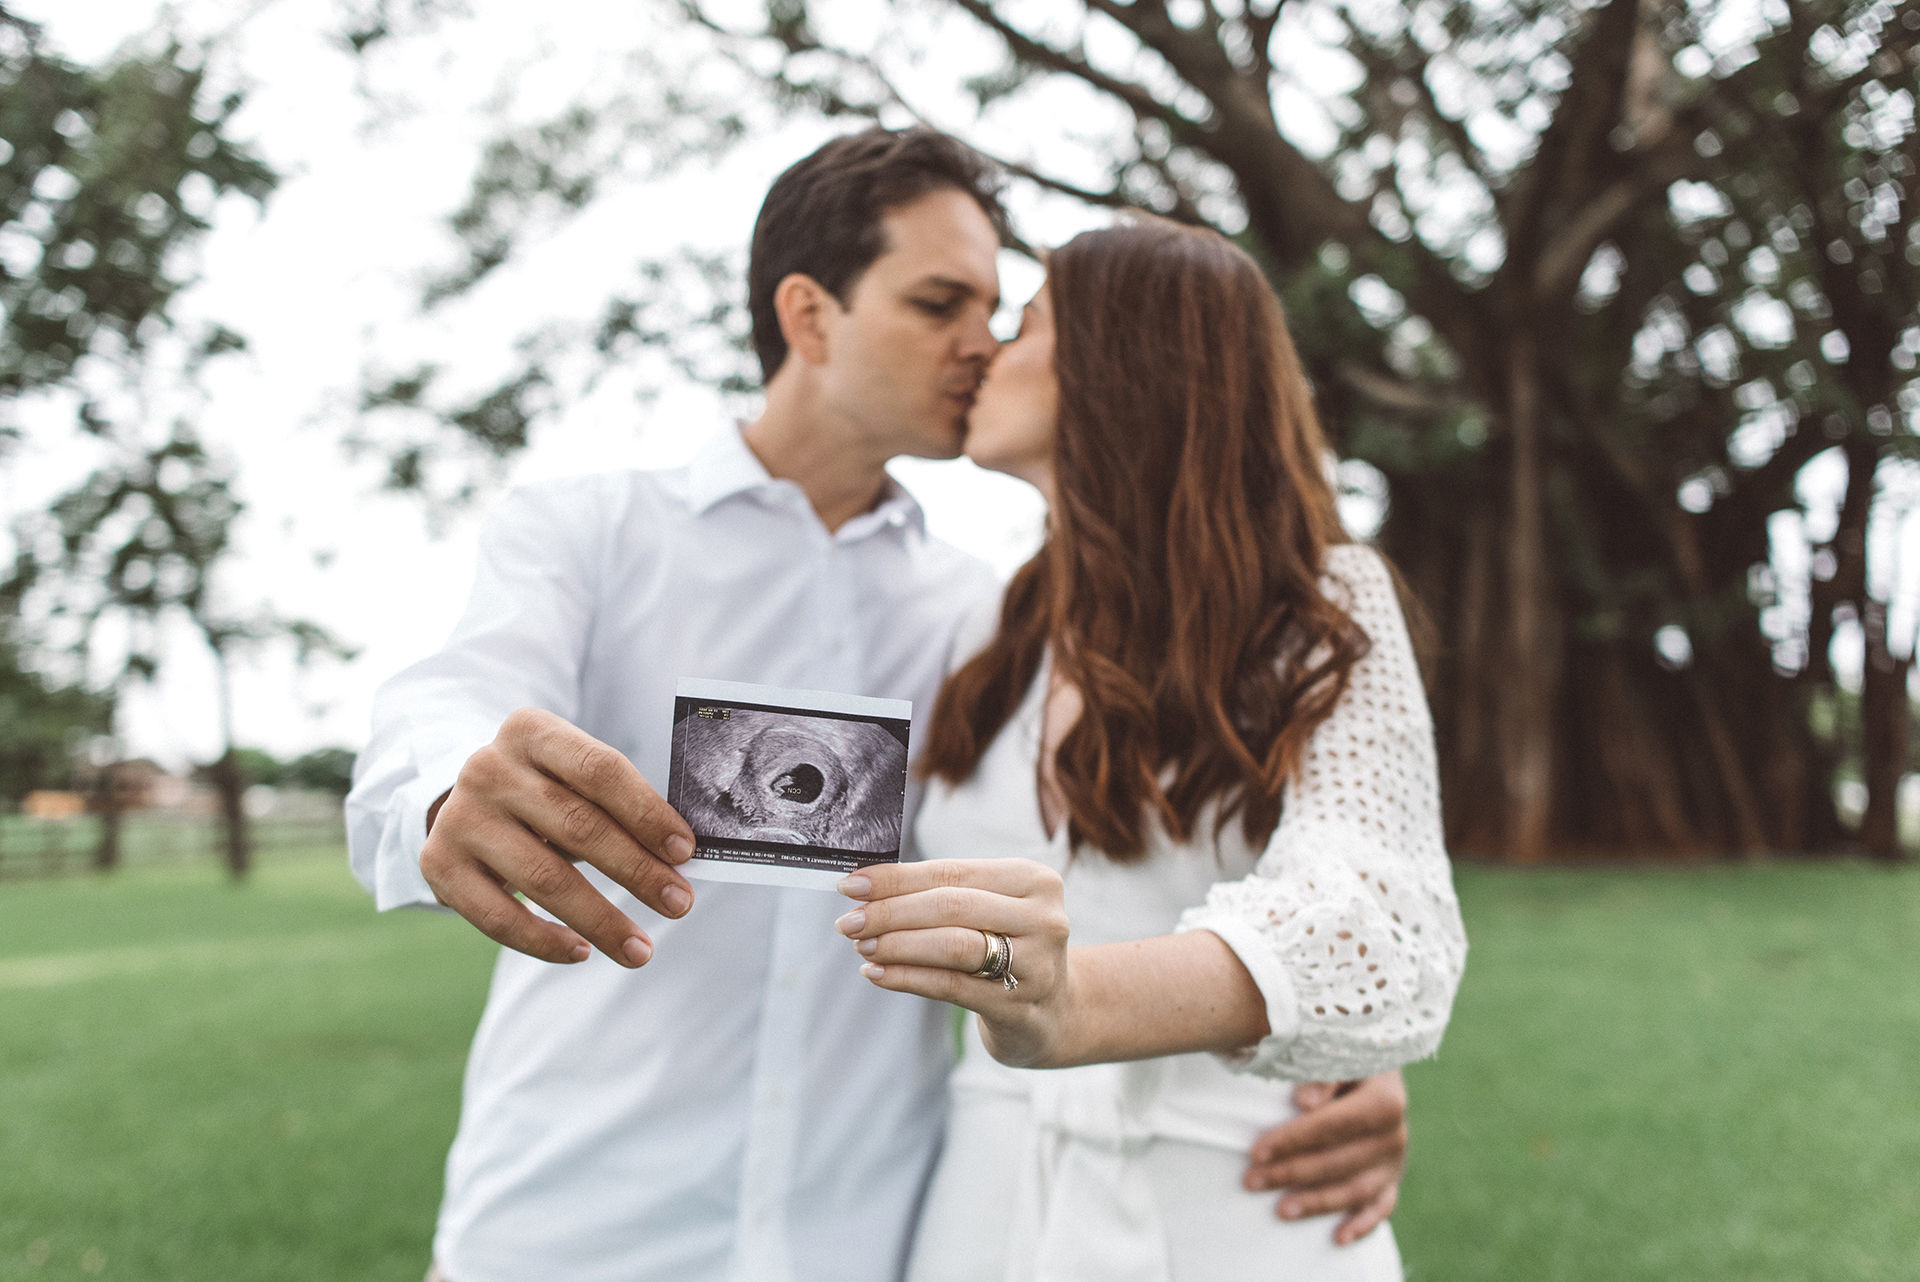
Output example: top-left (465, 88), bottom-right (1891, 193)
top-left (1180, 914), bottom-right (1303, 1076)
top-left (374, 752), bottom-right (468, 912)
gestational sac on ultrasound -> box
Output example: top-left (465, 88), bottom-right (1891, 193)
top-left (671, 708), bottom-right (908, 854)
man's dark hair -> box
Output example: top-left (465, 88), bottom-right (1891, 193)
top-left (747, 127), bottom-right (1008, 382)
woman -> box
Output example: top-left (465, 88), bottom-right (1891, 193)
top-left (833, 219), bottom-right (1467, 1280)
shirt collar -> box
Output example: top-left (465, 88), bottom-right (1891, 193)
top-left (687, 423), bottom-right (927, 538)
top-left (686, 421), bottom-right (780, 513)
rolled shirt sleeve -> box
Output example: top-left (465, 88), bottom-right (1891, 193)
top-left (1176, 543), bottom-right (1467, 1083)
top-left (345, 476), bottom-right (616, 911)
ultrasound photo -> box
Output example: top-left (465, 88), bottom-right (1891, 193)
top-left (667, 678), bottom-right (911, 890)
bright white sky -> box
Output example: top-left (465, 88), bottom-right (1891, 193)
top-left (8, 0), bottom-right (1916, 770)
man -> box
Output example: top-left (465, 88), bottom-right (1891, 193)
top-left (348, 127), bottom-right (1409, 1282)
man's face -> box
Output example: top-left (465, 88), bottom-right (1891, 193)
top-left (813, 187), bottom-right (1002, 460)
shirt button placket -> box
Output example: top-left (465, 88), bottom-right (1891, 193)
top-left (734, 898), bottom-right (809, 1282)
top-left (820, 542), bottom-right (859, 687)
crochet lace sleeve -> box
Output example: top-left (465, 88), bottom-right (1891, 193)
top-left (1175, 543), bottom-right (1466, 1082)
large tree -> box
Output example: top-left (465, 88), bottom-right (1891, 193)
top-left (353, 0), bottom-right (1920, 861)
top-left (0, 7), bottom-right (346, 876)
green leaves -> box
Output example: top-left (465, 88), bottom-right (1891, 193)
top-left (0, 624), bottom-right (112, 799)
top-left (0, 18), bottom-right (274, 423)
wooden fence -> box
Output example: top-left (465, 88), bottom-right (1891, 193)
top-left (0, 811), bottom-right (348, 880)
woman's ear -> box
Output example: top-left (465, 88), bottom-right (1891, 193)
top-left (773, 272), bottom-right (836, 367)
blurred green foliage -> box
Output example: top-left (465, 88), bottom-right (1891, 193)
top-left (0, 6), bottom-right (272, 433)
top-left (0, 629), bottom-right (108, 800)
top-left (219, 745), bottom-right (357, 796)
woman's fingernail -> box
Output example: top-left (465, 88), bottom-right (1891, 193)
top-left (857, 937), bottom-right (878, 957)
top-left (834, 909), bottom-right (867, 936)
top-left (1277, 1202), bottom-right (1301, 1221)
top-left (860, 963), bottom-right (885, 981)
top-left (838, 874), bottom-right (872, 898)
top-left (622, 937), bottom-right (652, 967)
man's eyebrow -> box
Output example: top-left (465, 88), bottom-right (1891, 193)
top-left (906, 275), bottom-right (1002, 315)
top-left (914, 275), bottom-right (996, 303)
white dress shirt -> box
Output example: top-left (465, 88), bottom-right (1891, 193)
top-left (346, 425), bottom-right (1001, 1282)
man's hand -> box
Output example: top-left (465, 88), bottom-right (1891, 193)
top-left (1242, 1070), bottom-right (1408, 1245)
top-left (420, 707), bottom-right (698, 968)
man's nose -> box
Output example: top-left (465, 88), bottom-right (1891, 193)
top-left (958, 308), bottom-right (1000, 362)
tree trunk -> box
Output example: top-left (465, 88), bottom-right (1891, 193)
top-left (1389, 396), bottom-right (1855, 862)
top-left (209, 646), bottom-right (251, 881)
top-left (1859, 596), bottom-right (1912, 861)
top-left (1567, 646), bottom-right (1698, 853)
top-left (211, 749), bottom-right (252, 881)
top-left (1496, 335), bottom-right (1557, 861)
top-left (93, 761), bottom-right (122, 872)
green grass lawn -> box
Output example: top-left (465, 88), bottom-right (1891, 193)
top-left (0, 853), bottom-right (496, 1282)
top-left (1397, 861), bottom-right (1920, 1282)
top-left (1, 854), bottom-right (1915, 1281)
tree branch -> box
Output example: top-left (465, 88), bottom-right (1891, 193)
top-left (680, 0), bottom-right (890, 118)
top-left (1340, 21), bottom-right (1502, 216)
top-left (946, 0), bottom-right (1211, 146)
top-left (1334, 360), bottom-right (1456, 416)
top-left (993, 1), bottom-right (1478, 346)
top-left (1087, 0), bottom-right (1267, 126)
top-left (1529, 115), bottom-right (1705, 303)
top-left (1504, 0), bottom-right (1643, 273)
top-left (1245, 1), bottom-right (1284, 80)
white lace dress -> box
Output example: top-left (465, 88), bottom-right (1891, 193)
top-left (904, 544), bottom-right (1466, 1282)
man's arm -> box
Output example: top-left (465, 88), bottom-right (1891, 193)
top-left (1242, 1072), bottom-right (1408, 1244)
top-left (345, 477), bottom-right (697, 965)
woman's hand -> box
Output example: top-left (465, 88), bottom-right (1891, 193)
top-left (836, 859), bottom-right (1073, 1068)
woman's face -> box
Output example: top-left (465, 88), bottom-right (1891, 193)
top-left (963, 280), bottom-right (1058, 496)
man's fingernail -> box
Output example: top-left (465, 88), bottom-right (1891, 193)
top-left (1242, 1172), bottom-right (1264, 1191)
top-left (662, 884), bottom-right (692, 916)
top-left (667, 835), bottom-right (694, 863)
top-left (835, 909), bottom-right (867, 936)
top-left (568, 943), bottom-right (591, 963)
top-left (838, 874), bottom-right (871, 898)
top-left (857, 937), bottom-right (878, 957)
top-left (1277, 1202), bottom-right (1301, 1221)
top-left (622, 937), bottom-right (651, 967)
top-left (860, 963), bottom-right (885, 980)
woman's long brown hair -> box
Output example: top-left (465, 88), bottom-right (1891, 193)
top-left (920, 218), bottom-right (1373, 860)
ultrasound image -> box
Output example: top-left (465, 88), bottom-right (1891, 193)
top-left (671, 707), bottom-right (908, 855)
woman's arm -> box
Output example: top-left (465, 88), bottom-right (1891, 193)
top-left (835, 857), bottom-right (1266, 1068)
